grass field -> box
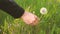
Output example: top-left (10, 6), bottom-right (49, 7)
top-left (0, 0), bottom-right (60, 34)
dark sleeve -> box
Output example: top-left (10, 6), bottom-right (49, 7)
top-left (0, 0), bottom-right (25, 18)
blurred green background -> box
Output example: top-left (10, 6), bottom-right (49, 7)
top-left (0, 0), bottom-right (60, 34)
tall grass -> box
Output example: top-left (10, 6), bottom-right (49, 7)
top-left (0, 0), bottom-right (60, 34)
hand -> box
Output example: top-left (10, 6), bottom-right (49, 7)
top-left (21, 12), bottom-right (39, 26)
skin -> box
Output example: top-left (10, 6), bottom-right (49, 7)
top-left (21, 11), bottom-right (39, 26)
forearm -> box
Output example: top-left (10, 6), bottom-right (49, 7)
top-left (0, 0), bottom-right (25, 18)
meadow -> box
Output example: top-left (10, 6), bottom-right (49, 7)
top-left (0, 0), bottom-right (60, 34)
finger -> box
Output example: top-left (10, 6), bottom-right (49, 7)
top-left (30, 17), bottom-right (38, 26)
top-left (33, 17), bottom-right (38, 25)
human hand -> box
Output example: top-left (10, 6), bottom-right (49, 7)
top-left (21, 12), bottom-right (39, 26)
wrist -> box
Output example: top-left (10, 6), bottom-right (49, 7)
top-left (21, 11), bottom-right (26, 18)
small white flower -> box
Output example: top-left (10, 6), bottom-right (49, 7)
top-left (33, 11), bottom-right (35, 14)
top-left (40, 7), bottom-right (48, 15)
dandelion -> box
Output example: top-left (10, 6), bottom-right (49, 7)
top-left (40, 7), bottom-right (48, 15)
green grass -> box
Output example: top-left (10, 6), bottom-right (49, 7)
top-left (0, 0), bottom-right (60, 34)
